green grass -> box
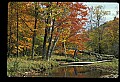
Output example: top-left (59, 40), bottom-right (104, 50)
top-left (7, 56), bottom-right (59, 77)
top-left (87, 58), bottom-right (119, 74)
top-left (7, 55), bottom-right (80, 77)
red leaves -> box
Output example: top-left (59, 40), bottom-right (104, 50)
top-left (82, 17), bottom-right (88, 20)
top-left (70, 11), bottom-right (77, 17)
top-left (81, 11), bottom-right (88, 16)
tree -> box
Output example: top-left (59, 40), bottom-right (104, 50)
top-left (101, 18), bottom-right (119, 57)
top-left (31, 2), bottom-right (38, 59)
top-left (8, 2), bottom-right (13, 57)
top-left (86, 5), bottom-right (110, 54)
top-left (8, 2), bottom-right (89, 61)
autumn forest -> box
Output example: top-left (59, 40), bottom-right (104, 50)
top-left (7, 2), bottom-right (119, 78)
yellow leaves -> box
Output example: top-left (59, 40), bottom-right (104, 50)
top-left (23, 37), bottom-right (32, 42)
top-left (62, 40), bottom-right (66, 42)
top-left (19, 45), bottom-right (24, 48)
top-left (55, 50), bottom-right (59, 53)
top-left (19, 28), bottom-right (23, 32)
top-left (18, 45), bottom-right (24, 51)
top-left (39, 8), bottom-right (44, 12)
top-left (60, 9), bottom-right (64, 13)
top-left (46, 24), bottom-right (51, 27)
top-left (66, 50), bottom-right (74, 55)
top-left (33, 29), bottom-right (38, 31)
top-left (12, 45), bottom-right (23, 53)
top-left (27, 38), bottom-right (32, 42)
top-left (46, 43), bottom-right (49, 46)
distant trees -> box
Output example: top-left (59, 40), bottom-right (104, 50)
top-left (101, 18), bottom-right (119, 58)
top-left (86, 5), bottom-right (110, 54)
top-left (86, 16), bottom-right (119, 58)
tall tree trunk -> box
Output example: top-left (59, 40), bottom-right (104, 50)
top-left (8, 3), bottom-right (12, 57)
top-left (42, 3), bottom-right (51, 59)
top-left (16, 3), bottom-right (19, 57)
top-left (42, 16), bottom-right (49, 59)
top-left (49, 35), bottom-right (59, 57)
top-left (46, 18), bottom-right (55, 60)
top-left (49, 2), bottom-right (60, 57)
top-left (32, 32), bottom-right (36, 59)
top-left (97, 15), bottom-right (101, 54)
top-left (42, 28), bottom-right (47, 59)
top-left (49, 28), bottom-right (61, 57)
top-left (62, 40), bottom-right (67, 57)
top-left (32, 2), bottom-right (38, 59)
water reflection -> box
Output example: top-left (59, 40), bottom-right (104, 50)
top-left (38, 66), bottom-right (111, 78)
top-left (25, 66), bottom-right (111, 78)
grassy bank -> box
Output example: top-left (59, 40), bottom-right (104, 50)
top-left (7, 55), bottom-right (76, 77)
top-left (7, 55), bottom-right (118, 77)
top-left (86, 58), bottom-right (119, 74)
top-left (7, 56), bottom-right (58, 77)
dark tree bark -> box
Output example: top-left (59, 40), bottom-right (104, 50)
top-left (22, 48), bottom-right (25, 56)
top-left (8, 2), bottom-right (13, 57)
top-left (73, 49), bottom-right (78, 59)
top-left (42, 28), bottom-right (48, 59)
top-left (16, 3), bottom-right (19, 57)
top-left (25, 47), bottom-right (28, 56)
top-left (42, 3), bottom-right (51, 59)
top-left (73, 67), bottom-right (78, 75)
top-left (31, 2), bottom-right (38, 59)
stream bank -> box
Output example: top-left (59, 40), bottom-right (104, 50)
top-left (7, 55), bottom-right (118, 78)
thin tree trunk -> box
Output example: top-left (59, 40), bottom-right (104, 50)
top-left (32, 33), bottom-right (35, 59)
top-left (16, 3), bottom-right (19, 57)
top-left (62, 40), bottom-right (66, 57)
top-left (42, 4), bottom-right (51, 59)
top-left (8, 3), bottom-right (12, 57)
top-left (73, 49), bottom-right (78, 59)
top-left (97, 15), bottom-right (101, 54)
top-left (42, 28), bottom-right (47, 59)
top-left (42, 16), bottom-right (49, 59)
top-left (25, 47), bottom-right (27, 56)
top-left (46, 19), bottom-right (55, 60)
top-left (31, 3), bottom-right (38, 60)
top-left (49, 35), bottom-right (59, 57)
top-left (22, 48), bottom-right (25, 56)
top-left (49, 28), bottom-right (62, 57)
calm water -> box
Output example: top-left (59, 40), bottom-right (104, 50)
top-left (26, 65), bottom-right (111, 78)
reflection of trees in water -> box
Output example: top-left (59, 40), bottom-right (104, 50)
top-left (64, 66), bottom-right (67, 77)
top-left (73, 67), bottom-right (77, 75)
top-left (72, 66), bottom-right (104, 78)
top-left (40, 66), bottom-right (110, 78)
top-left (72, 66), bottom-right (107, 78)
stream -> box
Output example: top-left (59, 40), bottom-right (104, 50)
top-left (24, 65), bottom-right (112, 78)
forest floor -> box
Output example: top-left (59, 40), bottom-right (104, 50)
top-left (7, 55), bottom-right (119, 78)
